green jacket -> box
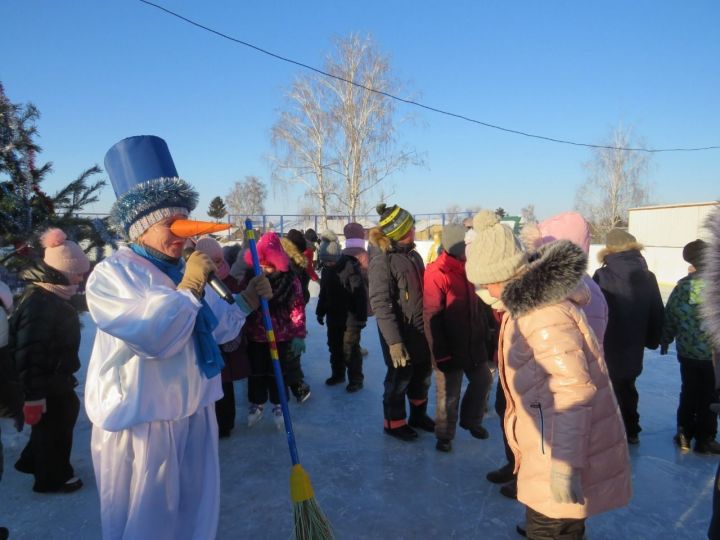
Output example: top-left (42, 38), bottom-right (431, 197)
top-left (661, 273), bottom-right (712, 361)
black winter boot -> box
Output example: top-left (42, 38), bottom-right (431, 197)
top-left (486, 462), bottom-right (516, 484)
top-left (325, 372), bottom-right (345, 386)
top-left (384, 424), bottom-right (418, 441)
top-left (408, 403), bottom-right (435, 432)
top-left (499, 478), bottom-right (517, 500)
top-left (436, 439), bottom-right (452, 452)
top-left (695, 438), bottom-right (720, 455)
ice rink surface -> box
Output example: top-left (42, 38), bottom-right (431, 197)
top-left (1, 298), bottom-right (716, 539)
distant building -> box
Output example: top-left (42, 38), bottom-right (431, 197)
top-left (626, 201), bottom-right (718, 284)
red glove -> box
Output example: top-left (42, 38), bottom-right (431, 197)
top-left (23, 399), bottom-right (46, 426)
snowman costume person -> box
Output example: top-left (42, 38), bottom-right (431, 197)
top-left (85, 136), bottom-right (270, 539)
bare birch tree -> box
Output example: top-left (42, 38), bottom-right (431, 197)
top-left (575, 126), bottom-right (651, 236)
top-left (271, 34), bottom-right (421, 226)
top-left (225, 175), bottom-right (267, 226)
top-left (271, 77), bottom-right (337, 230)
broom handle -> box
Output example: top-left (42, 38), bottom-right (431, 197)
top-left (245, 219), bottom-right (300, 466)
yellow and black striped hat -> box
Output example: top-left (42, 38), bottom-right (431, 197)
top-left (377, 203), bottom-right (415, 241)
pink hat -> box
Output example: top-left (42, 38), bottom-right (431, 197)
top-left (244, 232), bottom-right (289, 272)
top-left (41, 228), bottom-right (90, 277)
top-left (523, 212), bottom-right (591, 254)
top-left (195, 236), bottom-right (223, 261)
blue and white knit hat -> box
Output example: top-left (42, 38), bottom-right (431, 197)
top-left (105, 135), bottom-right (198, 240)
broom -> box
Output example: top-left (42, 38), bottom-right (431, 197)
top-left (244, 219), bottom-right (334, 540)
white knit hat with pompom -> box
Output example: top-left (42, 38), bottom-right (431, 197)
top-left (465, 210), bottom-right (526, 285)
top-left (41, 228), bottom-right (90, 277)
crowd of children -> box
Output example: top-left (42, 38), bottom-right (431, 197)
top-left (1, 135), bottom-right (720, 539)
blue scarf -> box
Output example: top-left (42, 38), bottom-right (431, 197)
top-left (130, 244), bottom-right (224, 379)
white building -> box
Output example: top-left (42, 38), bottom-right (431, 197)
top-left (626, 201), bottom-right (717, 285)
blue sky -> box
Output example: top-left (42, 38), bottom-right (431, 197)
top-left (2, 1), bottom-right (718, 221)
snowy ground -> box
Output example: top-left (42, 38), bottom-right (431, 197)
top-left (1, 296), bottom-right (717, 539)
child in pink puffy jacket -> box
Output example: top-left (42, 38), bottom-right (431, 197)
top-left (467, 211), bottom-right (630, 540)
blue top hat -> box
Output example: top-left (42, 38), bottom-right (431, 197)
top-left (105, 135), bottom-right (179, 198)
top-left (105, 135), bottom-right (198, 240)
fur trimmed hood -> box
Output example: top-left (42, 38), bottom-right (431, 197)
top-left (597, 241), bottom-right (644, 264)
top-left (368, 227), bottom-right (392, 252)
top-left (280, 237), bottom-right (307, 268)
top-left (700, 208), bottom-right (720, 347)
top-left (502, 240), bottom-right (587, 318)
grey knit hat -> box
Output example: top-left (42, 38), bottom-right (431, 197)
top-left (442, 225), bottom-right (467, 259)
top-left (466, 210), bottom-right (527, 285)
top-left (318, 230), bottom-right (342, 263)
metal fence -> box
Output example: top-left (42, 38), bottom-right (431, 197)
top-left (71, 211), bottom-right (521, 241)
top-left (226, 211), bottom-right (488, 240)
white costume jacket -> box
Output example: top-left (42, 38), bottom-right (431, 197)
top-left (85, 247), bottom-right (224, 430)
top-left (85, 247), bottom-right (243, 540)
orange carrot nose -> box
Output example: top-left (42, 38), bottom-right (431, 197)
top-left (170, 220), bottom-right (231, 238)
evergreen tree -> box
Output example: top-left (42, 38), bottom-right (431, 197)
top-left (207, 196), bottom-right (227, 221)
top-left (0, 82), bottom-right (115, 265)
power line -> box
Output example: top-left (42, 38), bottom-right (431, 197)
top-left (138, 0), bottom-right (720, 154)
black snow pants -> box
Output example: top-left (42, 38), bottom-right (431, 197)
top-left (327, 324), bottom-right (364, 384)
top-left (677, 356), bottom-right (717, 441)
top-left (610, 376), bottom-right (641, 438)
top-left (247, 340), bottom-right (290, 406)
top-left (15, 390), bottom-right (79, 492)
top-left (434, 361), bottom-right (492, 440)
top-left (378, 329), bottom-right (432, 424)
top-left (526, 506), bottom-right (585, 540)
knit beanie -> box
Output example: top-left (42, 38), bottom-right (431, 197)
top-left (41, 228), bottom-right (90, 278)
top-left (683, 239), bottom-right (708, 269)
top-left (377, 203), bottom-right (414, 241)
top-left (466, 211), bottom-right (526, 285)
top-left (344, 222), bottom-right (365, 240)
top-left (285, 229), bottom-right (307, 252)
top-left (521, 212), bottom-right (591, 254)
top-left (605, 228), bottom-right (637, 248)
top-left (195, 236), bottom-right (223, 261)
top-left (243, 232), bottom-right (289, 272)
top-left (442, 225), bottom-right (467, 259)
top-left (318, 230), bottom-right (342, 263)
top-left (196, 236), bottom-right (230, 279)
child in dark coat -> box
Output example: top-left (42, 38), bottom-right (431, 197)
top-left (10, 229), bottom-right (89, 493)
top-left (661, 239), bottom-right (720, 454)
top-left (316, 231), bottom-right (368, 392)
top-left (369, 203), bottom-right (434, 441)
top-left (593, 228), bottom-right (664, 444)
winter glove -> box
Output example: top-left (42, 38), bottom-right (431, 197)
top-left (239, 274), bottom-right (273, 311)
top-left (291, 337), bottom-right (306, 356)
top-left (23, 399), bottom-right (46, 426)
top-left (317, 314), bottom-right (325, 326)
top-left (549, 462), bottom-right (584, 504)
top-left (434, 356), bottom-right (454, 374)
top-left (389, 342), bottom-right (410, 368)
top-left (178, 251), bottom-right (216, 299)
